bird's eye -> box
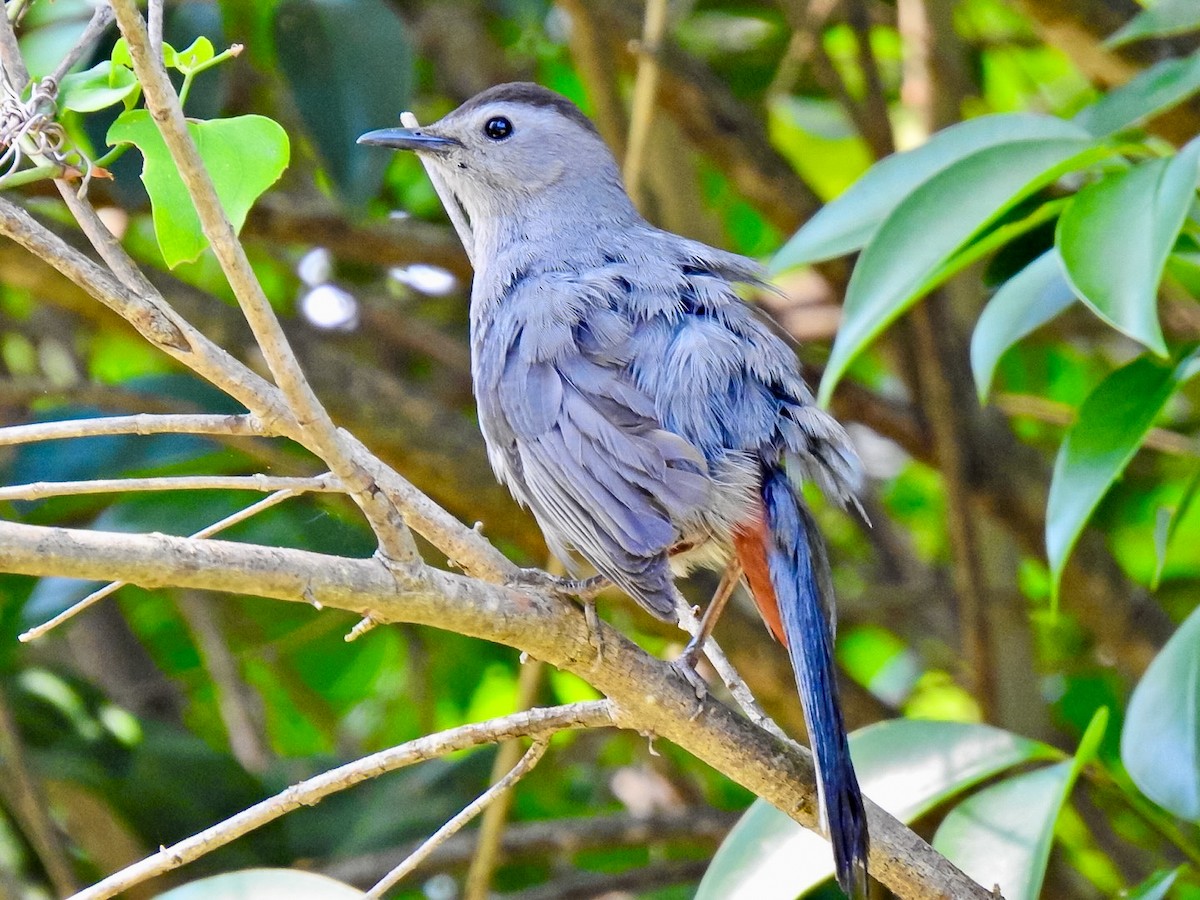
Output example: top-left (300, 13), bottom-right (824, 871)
top-left (483, 116), bottom-right (513, 141)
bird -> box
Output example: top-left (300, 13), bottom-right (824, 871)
top-left (360, 82), bottom-right (869, 897)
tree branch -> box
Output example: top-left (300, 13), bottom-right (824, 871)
top-left (0, 413), bottom-right (268, 446)
top-left (65, 702), bottom-right (612, 900)
top-left (0, 473), bottom-right (338, 503)
top-left (108, 0), bottom-right (418, 567)
top-left (0, 519), bottom-right (996, 900)
top-left (366, 738), bottom-right (552, 898)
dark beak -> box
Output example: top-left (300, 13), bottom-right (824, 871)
top-left (357, 127), bottom-right (460, 153)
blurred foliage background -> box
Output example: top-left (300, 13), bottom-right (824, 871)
top-left (2, 0), bottom-right (1200, 898)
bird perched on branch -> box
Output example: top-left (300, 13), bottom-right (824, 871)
top-left (360, 82), bottom-right (869, 896)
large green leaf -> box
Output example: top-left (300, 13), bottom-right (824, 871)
top-left (108, 110), bottom-right (289, 268)
top-left (274, 0), bottom-right (413, 206)
top-left (970, 248), bottom-right (1078, 401)
top-left (1074, 55), bottom-right (1200, 137)
top-left (696, 720), bottom-right (1056, 899)
top-left (1122, 603), bottom-right (1200, 821)
top-left (1106, 0), bottom-right (1200, 47)
top-left (1056, 140), bottom-right (1200, 355)
top-left (818, 138), bottom-right (1106, 406)
top-left (932, 709), bottom-right (1106, 900)
top-left (154, 869), bottom-right (365, 898)
top-left (1045, 349), bottom-right (1200, 592)
top-left (770, 114), bottom-right (1093, 272)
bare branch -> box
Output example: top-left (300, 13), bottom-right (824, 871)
top-left (20, 487), bottom-right (311, 643)
top-left (366, 738), bottom-right (552, 897)
top-left (49, 4), bottom-right (115, 85)
top-left (463, 658), bottom-right (546, 900)
top-left (66, 703), bottom-right (612, 900)
top-left (0, 413), bottom-right (267, 447)
top-left (622, 0), bottom-right (669, 210)
top-left (0, 519), bottom-right (998, 900)
top-left (0, 473), bottom-right (339, 503)
top-left (108, 0), bottom-right (418, 567)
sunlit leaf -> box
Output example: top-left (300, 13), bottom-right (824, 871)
top-left (58, 61), bottom-right (138, 113)
top-left (771, 114), bottom-right (1093, 272)
top-left (1126, 868), bottom-right (1182, 900)
top-left (1046, 349), bottom-right (1200, 594)
top-left (1106, 0), bottom-right (1200, 47)
top-left (153, 868), bottom-right (365, 898)
top-left (697, 720), bottom-right (1056, 899)
top-left (107, 110), bottom-right (289, 267)
top-left (1074, 55), bottom-right (1200, 136)
top-left (818, 138), bottom-right (1107, 405)
top-left (274, 0), bottom-right (413, 205)
top-left (175, 36), bottom-right (216, 70)
top-left (1152, 468), bottom-right (1200, 589)
top-left (1057, 140), bottom-right (1200, 355)
top-left (1122, 604), bottom-right (1200, 821)
top-left (932, 709), bottom-right (1106, 900)
top-left (971, 248), bottom-right (1077, 401)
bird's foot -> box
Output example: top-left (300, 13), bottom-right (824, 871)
top-left (583, 597), bottom-right (605, 664)
top-left (670, 656), bottom-right (708, 718)
top-left (509, 568), bottom-right (607, 599)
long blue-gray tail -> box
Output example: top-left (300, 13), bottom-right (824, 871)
top-left (762, 466), bottom-right (869, 898)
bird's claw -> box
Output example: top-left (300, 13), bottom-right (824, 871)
top-left (671, 657), bottom-right (708, 717)
top-left (509, 567), bottom-right (607, 599)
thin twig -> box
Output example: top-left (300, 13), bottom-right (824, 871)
top-left (0, 413), bottom-right (266, 446)
top-left (108, 0), bottom-right (418, 567)
top-left (19, 487), bottom-right (311, 642)
top-left (49, 4), bottom-right (115, 84)
top-left (463, 657), bottom-right (546, 900)
top-left (147, 0), bottom-right (163, 62)
top-left (176, 591), bottom-right (272, 773)
top-left (622, 0), bottom-right (669, 210)
top-left (996, 393), bottom-right (1200, 457)
top-left (367, 738), bottom-right (553, 898)
top-left (0, 6), bottom-right (29, 86)
top-left (673, 596), bottom-right (789, 743)
top-left (68, 703), bottom-right (612, 900)
top-left (0, 473), bottom-right (339, 502)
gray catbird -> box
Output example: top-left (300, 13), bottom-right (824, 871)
top-left (360, 82), bottom-right (868, 896)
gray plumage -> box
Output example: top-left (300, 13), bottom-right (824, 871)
top-left (360, 82), bottom-right (869, 896)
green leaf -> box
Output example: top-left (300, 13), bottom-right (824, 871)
top-left (1074, 55), bottom-right (1200, 137)
top-left (107, 110), bottom-right (289, 267)
top-left (970, 248), bottom-right (1078, 401)
top-left (1057, 141), bottom-right (1200, 354)
top-left (274, 0), bottom-right (413, 205)
top-left (932, 709), bottom-right (1106, 900)
top-left (1045, 349), bottom-right (1200, 593)
top-left (1126, 868), bottom-right (1182, 900)
top-left (1106, 0), bottom-right (1200, 47)
top-left (1122, 603), bottom-right (1200, 820)
top-left (174, 35), bottom-right (215, 71)
top-left (1152, 467), bottom-right (1200, 589)
top-left (58, 61), bottom-right (138, 112)
top-left (697, 720), bottom-right (1056, 899)
top-left (771, 114), bottom-right (1093, 272)
top-left (112, 36), bottom-right (177, 69)
top-left (818, 138), bottom-right (1107, 406)
top-left (153, 868), bottom-right (365, 898)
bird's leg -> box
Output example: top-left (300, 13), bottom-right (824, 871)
top-left (509, 568), bottom-right (608, 599)
top-left (507, 568), bottom-right (609, 661)
top-left (677, 559), bottom-right (743, 672)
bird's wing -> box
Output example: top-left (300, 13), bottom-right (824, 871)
top-left (498, 340), bottom-right (710, 620)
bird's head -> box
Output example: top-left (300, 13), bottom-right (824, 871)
top-left (359, 82), bottom-right (631, 232)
